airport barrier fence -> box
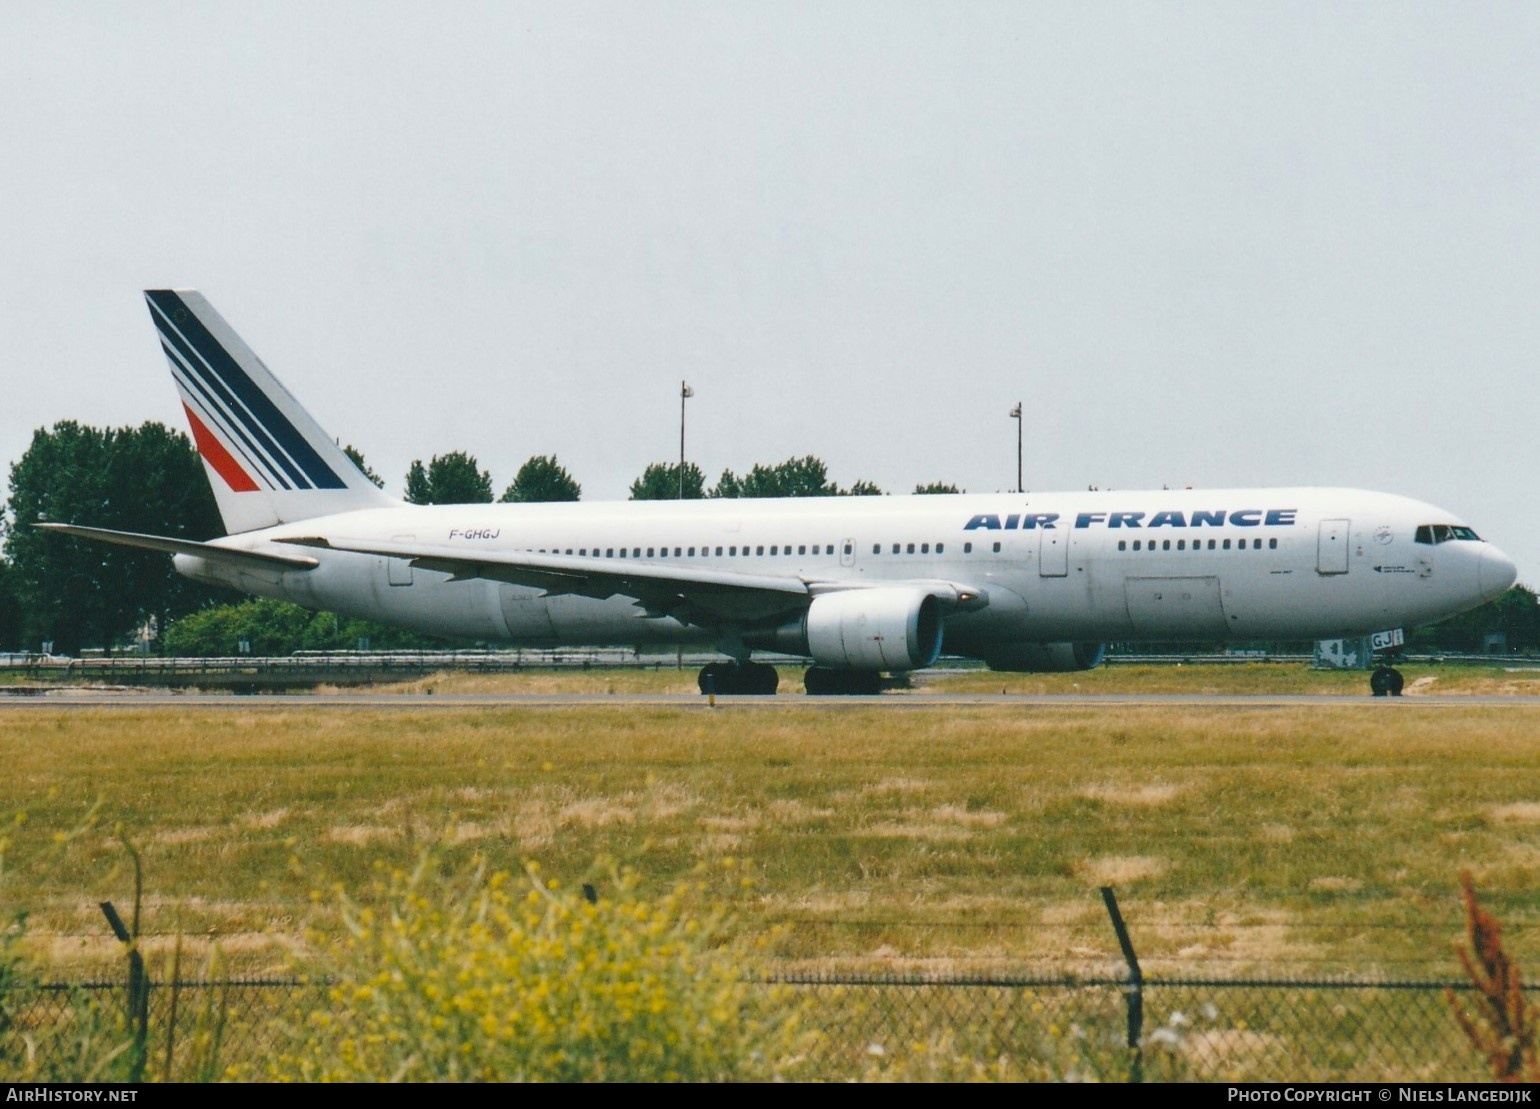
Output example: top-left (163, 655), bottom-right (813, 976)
top-left (2, 649), bottom-right (1536, 693)
top-left (0, 971), bottom-right (1514, 1082)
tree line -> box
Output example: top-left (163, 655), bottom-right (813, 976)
top-left (397, 451), bottom-right (963, 505)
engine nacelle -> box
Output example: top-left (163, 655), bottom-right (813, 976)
top-left (755, 589), bottom-right (944, 671)
top-left (983, 642), bottom-right (1106, 673)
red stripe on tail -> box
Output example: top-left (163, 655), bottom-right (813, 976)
top-left (183, 403), bottom-right (260, 492)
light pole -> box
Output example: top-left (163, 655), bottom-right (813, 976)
top-left (679, 381), bottom-right (694, 498)
top-left (1009, 402), bottom-right (1023, 493)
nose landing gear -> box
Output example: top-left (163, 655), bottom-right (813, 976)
top-left (1369, 642), bottom-right (1405, 697)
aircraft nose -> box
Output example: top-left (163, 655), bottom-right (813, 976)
top-left (1479, 545), bottom-right (1519, 601)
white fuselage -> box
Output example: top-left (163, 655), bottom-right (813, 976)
top-left (173, 487), bottom-right (1516, 661)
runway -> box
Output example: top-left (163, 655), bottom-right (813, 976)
top-left (3, 690), bottom-right (1539, 709)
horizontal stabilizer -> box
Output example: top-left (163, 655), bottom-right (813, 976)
top-left (36, 523), bottom-right (318, 571)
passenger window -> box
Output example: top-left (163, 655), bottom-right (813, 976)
top-left (606, 548), bottom-right (614, 557)
top-left (1118, 540), bottom-right (1127, 551)
top-left (756, 545), bottom-right (764, 556)
top-left (964, 542), bottom-right (973, 554)
top-left (1253, 538), bottom-right (1261, 550)
top-left (729, 546), bottom-right (736, 556)
top-left (907, 543), bottom-right (915, 554)
top-left (872, 544), bottom-right (880, 555)
top-left (1222, 539), bottom-right (1231, 550)
top-left (892, 543), bottom-right (900, 554)
top-left (1133, 540), bottom-right (1141, 551)
top-left (936, 543), bottom-right (944, 554)
top-left (688, 547), bottom-right (695, 557)
top-left (1208, 539), bottom-right (1216, 550)
top-left (1268, 538), bottom-right (1277, 549)
top-left (715, 546), bottom-right (723, 556)
top-left (674, 547), bottom-right (681, 557)
top-left (647, 548), bottom-right (655, 557)
top-left (620, 549), bottom-right (628, 558)
top-left (921, 543), bottom-right (929, 554)
top-left (992, 541), bottom-right (1001, 553)
top-left (799, 545), bottom-right (806, 555)
top-left (770, 545), bottom-right (778, 556)
top-left (1177, 539), bottom-right (1185, 550)
top-left (1162, 540), bottom-right (1170, 551)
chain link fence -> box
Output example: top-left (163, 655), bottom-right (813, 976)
top-left (0, 971), bottom-right (1512, 1081)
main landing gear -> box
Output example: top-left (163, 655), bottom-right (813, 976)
top-left (1370, 666), bottom-right (1404, 697)
top-left (803, 667), bottom-right (883, 696)
top-left (693, 662), bottom-right (886, 696)
top-left (697, 660), bottom-right (779, 696)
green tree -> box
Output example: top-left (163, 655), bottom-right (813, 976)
top-left (404, 452), bottom-right (493, 505)
top-left (913, 482), bottom-right (961, 495)
top-left (629, 462), bottom-right (707, 500)
top-left (5, 422), bottom-right (223, 653)
top-left (161, 598), bottom-right (456, 655)
top-left (712, 456), bottom-right (841, 498)
top-left (499, 455), bottom-right (581, 503)
top-left (0, 558), bottom-right (20, 651)
top-left (343, 445), bottom-right (385, 490)
top-left (1411, 585), bottom-right (1539, 653)
top-left (846, 480), bottom-right (884, 496)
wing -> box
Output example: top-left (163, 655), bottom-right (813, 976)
top-left (280, 536), bottom-right (985, 628)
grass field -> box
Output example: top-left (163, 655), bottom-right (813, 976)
top-left (3, 663), bottom-right (1538, 988)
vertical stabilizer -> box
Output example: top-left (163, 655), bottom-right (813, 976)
top-left (144, 290), bottom-right (397, 533)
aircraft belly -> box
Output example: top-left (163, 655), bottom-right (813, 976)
top-left (282, 555), bottom-right (509, 640)
top-left (499, 585), bottom-right (559, 644)
top-left (543, 594), bottom-right (712, 648)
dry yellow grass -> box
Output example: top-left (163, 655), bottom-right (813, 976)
top-left (1, 688), bottom-right (1539, 982)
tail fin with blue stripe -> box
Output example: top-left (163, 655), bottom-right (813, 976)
top-left (145, 289), bottom-right (396, 533)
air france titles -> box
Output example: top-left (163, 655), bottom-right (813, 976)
top-left (962, 509), bottom-right (1299, 531)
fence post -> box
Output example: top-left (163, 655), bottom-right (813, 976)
top-left (1100, 886), bottom-right (1143, 1083)
top-left (100, 900), bottom-right (148, 1081)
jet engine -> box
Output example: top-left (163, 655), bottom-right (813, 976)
top-left (753, 589), bottom-right (944, 671)
top-left (983, 642), bottom-right (1106, 672)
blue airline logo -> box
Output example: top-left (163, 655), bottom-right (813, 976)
top-left (963, 509), bottom-right (1299, 531)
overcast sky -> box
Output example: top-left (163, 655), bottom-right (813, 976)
top-left (3, 2), bottom-right (1537, 585)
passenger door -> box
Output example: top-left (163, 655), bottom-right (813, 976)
top-left (1317, 519), bottom-right (1350, 575)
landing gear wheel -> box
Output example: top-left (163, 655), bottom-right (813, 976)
top-left (742, 661), bottom-right (779, 695)
top-left (698, 661), bottom-right (730, 695)
top-left (697, 661), bottom-right (779, 696)
top-left (804, 667), bottom-right (883, 696)
top-left (1370, 667), bottom-right (1405, 697)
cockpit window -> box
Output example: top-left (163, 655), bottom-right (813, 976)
top-left (1415, 524), bottom-right (1481, 545)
